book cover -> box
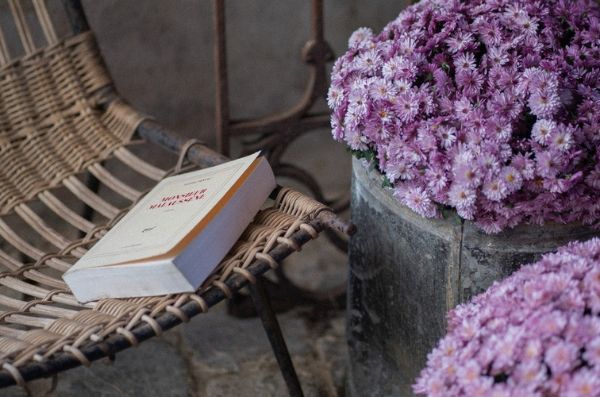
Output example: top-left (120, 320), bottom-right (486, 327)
top-left (63, 152), bottom-right (276, 302)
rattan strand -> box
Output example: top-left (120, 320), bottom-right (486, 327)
top-left (0, 32), bottom-right (332, 392)
top-left (0, 3), bottom-right (334, 390)
top-left (0, 175), bottom-right (328, 385)
top-left (0, 32), bottom-right (127, 214)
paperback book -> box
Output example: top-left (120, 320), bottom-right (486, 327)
top-left (63, 152), bottom-right (276, 302)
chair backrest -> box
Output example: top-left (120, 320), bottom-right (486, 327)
top-left (0, 0), bottom-right (143, 214)
top-left (0, 3), bottom-right (190, 383)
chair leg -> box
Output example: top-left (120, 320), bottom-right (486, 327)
top-left (248, 278), bottom-right (305, 397)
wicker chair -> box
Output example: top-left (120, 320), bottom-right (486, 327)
top-left (0, 1), bottom-right (354, 395)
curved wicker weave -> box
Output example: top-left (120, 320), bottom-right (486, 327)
top-left (0, 1), bottom-right (353, 394)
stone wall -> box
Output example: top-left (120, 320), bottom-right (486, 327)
top-left (80, 1), bottom-right (412, 147)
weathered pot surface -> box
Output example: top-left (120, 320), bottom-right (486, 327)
top-left (347, 158), bottom-right (600, 397)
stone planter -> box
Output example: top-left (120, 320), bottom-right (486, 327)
top-left (347, 158), bottom-right (600, 397)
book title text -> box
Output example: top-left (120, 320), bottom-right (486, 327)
top-left (148, 189), bottom-right (207, 210)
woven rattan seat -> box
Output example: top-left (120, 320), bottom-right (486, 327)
top-left (0, 1), bottom-right (353, 395)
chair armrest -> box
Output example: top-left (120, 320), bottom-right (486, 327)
top-left (136, 119), bottom-right (228, 168)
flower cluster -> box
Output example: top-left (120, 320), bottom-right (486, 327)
top-left (414, 238), bottom-right (600, 396)
top-left (329, 0), bottom-right (600, 233)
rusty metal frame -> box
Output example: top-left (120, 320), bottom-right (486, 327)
top-left (212, 1), bottom-right (351, 316)
top-left (213, 0), bottom-right (332, 155)
top-left (212, 0), bottom-right (348, 213)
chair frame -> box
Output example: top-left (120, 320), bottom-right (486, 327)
top-left (0, 1), bottom-right (355, 395)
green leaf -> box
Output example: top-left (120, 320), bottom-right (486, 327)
top-left (346, 147), bottom-right (366, 160)
top-left (347, 147), bottom-right (382, 174)
top-left (381, 175), bottom-right (393, 188)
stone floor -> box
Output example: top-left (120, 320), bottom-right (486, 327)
top-left (3, 130), bottom-right (353, 397)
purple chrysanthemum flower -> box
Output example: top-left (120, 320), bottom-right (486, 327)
top-left (348, 27), bottom-right (374, 50)
top-left (327, 84), bottom-right (344, 111)
top-left (426, 166), bottom-right (449, 194)
top-left (544, 340), bottom-right (579, 375)
top-left (499, 166), bottom-right (523, 193)
top-left (529, 70), bottom-right (559, 93)
top-left (511, 153), bottom-right (536, 180)
top-left (497, 68), bottom-right (519, 91)
top-left (448, 183), bottom-right (476, 211)
top-left (385, 157), bottom-right (417, 183)
top-left (454, 162), bottom-right (482, 188)
top-left (483, 178), bottom-right (508, 201)
top-left (347, 89), bottom-right (369, 117)
top-left (532, 119), bottom-right (557, 146)
top-left (456, 69), bottom-right (485, 98)
top-left (586, 167), bottom-right (600, 189)
top-left (357, 49), bottom-right (382, 75)
top-left (399, 36), bottom-right (418, 56)
top-left (329, 0), bottom-right (600, 233)
top-left (345, 125), bottom-right (369, 151)
top-left (549, 128), bottom-right (573, 153)
top-left (402, 186), bottom-right (435, 218)
top-left (583, 337), bottom-right (600, 367)
top-left (394, 57), bottom-right (418, 81)
top-left (446, 31), bottom-right (475, 53)
top-left (516, 13), bottom-right (539, 36)
top-left (382, 56), bottom-right (402, 81)
top-left (330, 110), bottom-right (344, 141)
top-left (487, 46), bottom-right (509, 67)
top-left (484, 117), bottom-right (512, 142)
top-left (394, 78), bottom-right (412, 95)
top-left (536, 150), bottom-right (562, 178)
top-left (488, 92), bottom-right (522, 121)
top-left (454, 96), bottom-right (473, 122)
top-left (436, 125), bottom-right (457, 149)
top-left (454, 52), bottom-right (477, 72)
top-left (528, 89), bottom-right (561, 118)
top-left (372, 101), bottom-right (394, 124)
top-left (563, 369), bottom-right (600, 397)
top-left (369, 78), bottom-right (397, 102)
top-left (395, 90), bottom-right (420, 123)
top-left (414, 238), bottom-right (600, 396)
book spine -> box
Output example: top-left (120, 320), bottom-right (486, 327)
top-left (173, 159), bottom-right (275, 288)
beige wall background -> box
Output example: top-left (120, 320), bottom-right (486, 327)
top-left (80, 1), bottom-right (411, 148)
